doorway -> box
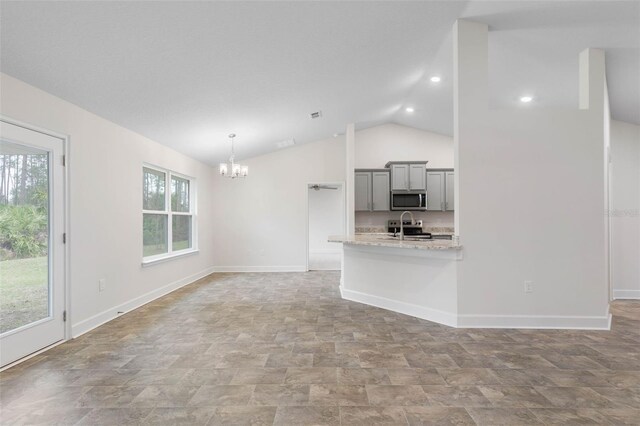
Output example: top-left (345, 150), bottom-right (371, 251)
top-left (0, 120), bottom-right (66, 368)
top-left (307, 182), bottom-right (345, 271)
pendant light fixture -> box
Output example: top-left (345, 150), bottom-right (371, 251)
top-left (219, 133), bottom-right (248, 178)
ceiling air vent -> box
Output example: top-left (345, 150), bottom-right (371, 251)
top-left (309, 111), bottom-right (322, 119)
top-left (276, 138), bottom-right (296, 149)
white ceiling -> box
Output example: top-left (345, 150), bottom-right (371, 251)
top-left (1, 1), bottom-right (638, 165)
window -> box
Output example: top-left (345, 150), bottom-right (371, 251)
top-left (143, 165), bottom-right (196, 263)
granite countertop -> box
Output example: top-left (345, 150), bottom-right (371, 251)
top-left (328, 233), bottom-right (461, 251)
top-left (423, 226), bottom-right (455, 234)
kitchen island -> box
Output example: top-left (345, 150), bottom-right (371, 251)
top-left (328, 233), bottom-right (462, 327)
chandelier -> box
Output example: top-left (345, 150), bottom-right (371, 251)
top-left (219, 133), bottom-right (248, 178)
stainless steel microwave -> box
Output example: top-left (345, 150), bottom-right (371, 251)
top-left (391, 191), bottom-right (427, 211)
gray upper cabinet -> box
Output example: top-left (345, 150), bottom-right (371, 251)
top-left (354, 172), bottom-right (371, 212)
top-left (355, 169), bottom-right (390, 212)
top-left (391, 163), bottom-right (426, 191)
top-left (426, 171), bottom-right (444, 211)
top-left (445, 171), bottom-right (455, 211)
top-left (426, 169), bottom-right (455, 211)
top-left (409, 164), bottom-right (426, 191)
top-left (371, 171), bottom-right (390, 211)
top-left (391, 164), bottom-right (409, 191)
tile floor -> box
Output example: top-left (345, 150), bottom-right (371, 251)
top-left (0, 271), bottom-right (639, 425)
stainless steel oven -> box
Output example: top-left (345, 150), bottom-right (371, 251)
top-left (391, 191), bottom-right (427, 211)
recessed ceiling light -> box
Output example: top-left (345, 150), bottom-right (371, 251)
top-left (520, 96), bottom-right (533, 103)
top-left (430, 76), bottom-right (441, 83)
top-left (405, 107), bottom-right (415, 113)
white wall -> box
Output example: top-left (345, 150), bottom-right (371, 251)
top-left (610, 120), bottom-right (640, 299)
top-left (210, 137), bottom-right (346, 271)
top-left (454, 21), bottom-right (610, 328)
top-left (355, 123), bottom-right (453, 169)
top-left (211, 122), bottom-right (455, 269)
top-left (211, 122), bottom-right (456, 268)
top-left (355, 123), bottom-right (455, 228)
top-left (308, 185), bottom-right (344, 270)
top-left (0, 73), bottom-right (218, 336)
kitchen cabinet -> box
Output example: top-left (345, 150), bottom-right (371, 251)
top-left (426, 171), bottom-right (444, 211)
top-left (371, 171), bottom-right (390, 211)
top-left (355, 169), bottom-right (390, 212)
top-left (445, 171), bottom-right (454, 211)
top-left (409, 164), bottom-right (426, 190)
top-left (355, 172), bottom-right (372, 212)
top-left (390, 163), bottom-right (426, 191)
top-left (426, 169), bottom-right (455, 211)
top-left (391, 164), bottom-right (409, 191)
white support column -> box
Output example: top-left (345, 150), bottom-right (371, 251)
top-left (453, 19), bottom-right (610, 329)
top-left (345, 123), bottom-right (355, 235)
top-left (579, 48), bottom-right (610, 303)
top-left (453, 19), bottom-right (488, 237)
top-left (579, 48), bottom-right (606, 111)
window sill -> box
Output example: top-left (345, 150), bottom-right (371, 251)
top-left (142, 249), bottom-right (199, 267)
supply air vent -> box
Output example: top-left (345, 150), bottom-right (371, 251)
top-left (309, 111), bottom-right (322, 119)
top-left (276, 138), bottom-right (296, 149)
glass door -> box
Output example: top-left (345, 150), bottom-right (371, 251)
top-left (0, 120), bottom-right (65, 368)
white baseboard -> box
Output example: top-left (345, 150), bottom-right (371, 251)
top-left (613, 289), bottom-right (640, 300)
top-left (70, 265), bottom-right (616, 339)
top-left (309, 249), bottom-right (342, 255)
top-left (213, 266), bottom-right (307, 273)
top-left (340, 286), bottom-right (458, 327)
top-left (457, 310), bottom-right (612, 330)
top-left (71, 266), bottom-right (216, 338)
top-left (340, 287), bottom-right (611, 330)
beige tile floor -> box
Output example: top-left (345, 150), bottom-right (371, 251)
top-left (1, 271), bottom-right (639, 425)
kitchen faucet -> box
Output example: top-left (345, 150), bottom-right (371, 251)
top-left (399, 211), bottom-right (415, 240)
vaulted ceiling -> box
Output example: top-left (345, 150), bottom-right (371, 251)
top-left (1, 1), bottom-right (638, 164)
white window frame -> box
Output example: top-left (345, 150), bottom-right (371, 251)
top-left (142, 164), bottom-right (198, 266)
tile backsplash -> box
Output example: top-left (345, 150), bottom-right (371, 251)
top-left (355, 210), bottom-right (454, 230)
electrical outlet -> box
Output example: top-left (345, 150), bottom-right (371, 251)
top-left (99, 278), bottom-right (106, 292)
top-left (524, 280), bottom-right (533, 293)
